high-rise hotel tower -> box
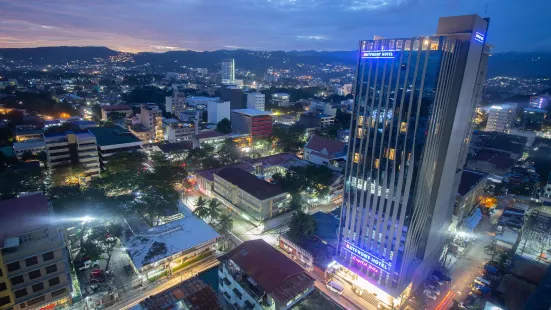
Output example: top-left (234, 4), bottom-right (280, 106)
top-left (335, 14), bottom-right (490, 307)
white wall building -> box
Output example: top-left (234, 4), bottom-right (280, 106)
top-left (247, 92), bottom-right (266, 111)
top-left (485, 103), bottom-right (517, 134)
top-left (207, 100), bottom-right (230, 124)
top-left (13, 140), bottom-right (46, 159)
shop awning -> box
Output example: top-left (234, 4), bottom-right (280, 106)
top-left (463, 208), bottom-right (483, 231)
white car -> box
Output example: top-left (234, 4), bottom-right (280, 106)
top-left (423, 289), bottom-right (438, 301)
top-left (424, 283), bottom-right (441, 295)
top-left (430, 275), bottom-right (445, 285)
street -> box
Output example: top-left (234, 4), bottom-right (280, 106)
top-left (105, 257), bottom-right (220, 310)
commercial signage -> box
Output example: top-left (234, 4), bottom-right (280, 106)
top-left (361, 51), bottom-right (396, 59)
top-left (344, 241), bottom-right (391, 272)
top-left (474, 32), bottom-right (485, 43)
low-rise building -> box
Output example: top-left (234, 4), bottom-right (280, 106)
top-left (128, 125), bottom-right (151, 142)
top-left (164, 122), bottom-right (196, 142)
top-left (87, 126), bottom-right (142, 169)
top-left (192, 131), bottom-right (249, 149)
top-left (231, 109), bottom-right (272, 140)
top-left (138, 278), bottom-right (221, 310)
top-left (101, 104), bottom-right (133, 121)
top-left (213, 167), bottom-right (291, 222)
top-left (271, 93), bottom-right (291, 107)
top-left (196, 153), bottom-right (305, 198)
top-left (152, 142), bottom-right (193, 161)
top-left (452, 170), bottom-right (488, 229)
top-left (123, 203), bottom-right (220, 280)
top-left (466, 151), bottom-right (516, 176)
top-left (304, 135), bottom-right (347, 167)
top-left (219, 239), bottom-right (315, 310)
top-left (0, 193), bottom-right (73, 310)
top-left (523, 108), bottom-right (546, 131)
top-left (15, 129), bottom-right (43, 142)
top-left (12, 140), bottom-right (46, 160)
top-left (44, 131), bottom-right (100, 178)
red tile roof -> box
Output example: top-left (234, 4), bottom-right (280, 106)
top-left (0, 193), bottom-right (51, 244)
top-left (215, 167), bottom-right (286, 200)
top-left (305, 135), bottom-right (346, 155)
top-left (227, 239), bottom-right (315, 306)
top-left (101, 104), bottom-right (132, 111)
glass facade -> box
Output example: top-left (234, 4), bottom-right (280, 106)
top-left (339, 35), bottom-right (470, 290)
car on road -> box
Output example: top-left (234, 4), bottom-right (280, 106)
top-left (326, 281), bottom-right (344, 295)
top-left (423, 289), bottom-right (438, 300)
top-left (424, 283), bottom-right (441, 295)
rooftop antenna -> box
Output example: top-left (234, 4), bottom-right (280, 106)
top-left (484, 3), bottom-right (488, 15)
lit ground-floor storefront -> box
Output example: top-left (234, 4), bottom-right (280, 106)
top-left (327, 257), bottom-right (410, 310)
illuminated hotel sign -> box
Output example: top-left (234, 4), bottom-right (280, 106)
top-left (344, 241), bottom-right (392, 272)
top-left (361, 51), bottom-right (396, 59)
top-left (474, 32), bottom-right (485, 43)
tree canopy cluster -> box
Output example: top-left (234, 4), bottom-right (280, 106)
top-left (272, 164), bottom-right (334, 209)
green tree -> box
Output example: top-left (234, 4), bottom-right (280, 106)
top-left (82, 222), bottom-right (123, 271)
top-left (0, 166), bottom-right (48, 199)
top-left (216, 118), bottom-right (232, 134)
top-left (207, 199), bottom-right (221, 224)
top-left (217, 140), bottom-right (240, 165)
top-left (193, 202), bottom-right (210, 221)
top-left (91, 104), bottom-right (102, 121)
top-left (288, 211), bottom-right (317, 243)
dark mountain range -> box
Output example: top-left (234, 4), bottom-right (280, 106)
top-left (1, 46), bottom-right (550, 78)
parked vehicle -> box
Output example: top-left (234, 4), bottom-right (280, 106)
top-left (424, 283), bottom-right (441, 295)
top-left (326, 281), bottom-right (344, 295)
top-left (423, 289), bottom-right (438, 300)
top-left (484, 264), bottom-right (498, 275)
top-left (474, 277), bottom-right (491, 287)
top-left (430, 275), bottom-right (445, 285)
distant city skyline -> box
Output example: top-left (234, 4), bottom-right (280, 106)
top-left (1, 0), bottom-right (550, 53)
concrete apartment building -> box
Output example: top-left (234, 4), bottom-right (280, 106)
top-left (231, 109), bottom-right (272, 140)
top-left (219, 240), bottom-right (315, 310)
top-left (100, 104), bottom-right (133, 121)
top-left (12, 140), bottom-right (46, 160)
top-left (87, 126), bottom-right (142, 169)
top-left (206, 100), bottom-right (231, 124)
top-left (139, 104), bottom-right (163, 141)
top-left (485, 103), bottom-right (517, 134)
top-left (336, 14), bottom-right (491, 307)
top-left (44, 131), bottom-right (100, 178)
top-left (164, 122), bottom-right (196, 143)
top-left (213, 167), bottom-right (290, 223)
top-left (0, 194), bottom-right (72, 310)
top-left (165, 90), bottom-right (186, 119)
top-left (246, 92), bottom-right (266, 111)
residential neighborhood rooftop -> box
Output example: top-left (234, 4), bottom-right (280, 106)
top-left (101, 104), bottom-right (132, 111)
top-left (305, 135), bottom-right (347, 155)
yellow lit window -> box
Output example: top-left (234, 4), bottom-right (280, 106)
top-left (371, 118), bottom-right (376, 128)
top-left (388, 148), bottom-right (395, 160)
top-left (358, 115), bottom-right (364, 125)
top-left (408, 152), bottom-right (411, 161)
top-left (357, 128), bottom-right (363, 137)
top-left (404, 40), bottom-right (411, 51)
top-left (354, 153), bottom-right (360, 163)
top-left (374, 158), bottom-right (380, 169)
top-left (400, 122), bottom-right (407, 133)
top-left (430, 40), bottom-right (439, 50)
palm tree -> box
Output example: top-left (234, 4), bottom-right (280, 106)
top-left (207, 199), bottom-right (221, 224)
top-left (218, 213), bottom-right (234, 250)
top-left (196, 196), bottom-right (206, 210)
top-left (193, 198), bottom-right (210, 221)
